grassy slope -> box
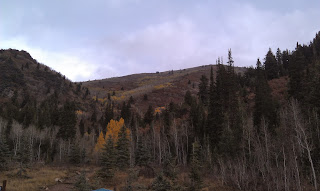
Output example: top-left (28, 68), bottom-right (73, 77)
top-left (83, 65), bottom-right (247, 113)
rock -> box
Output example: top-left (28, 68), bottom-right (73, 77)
top-left (55, 178), bottom-right (60, 182)
top-left (76, 171), bottom-right (81, 175)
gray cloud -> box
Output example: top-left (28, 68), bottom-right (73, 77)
top-left (1, 0), bottom-right (320, 81)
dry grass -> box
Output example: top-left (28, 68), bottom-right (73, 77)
top-left (0, 166), bottom-right (67, 191)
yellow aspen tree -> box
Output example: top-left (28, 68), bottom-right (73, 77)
top-left (94, 131), bottom-right (105, 152)
top-left (105, 118), bottom-right (130, 144)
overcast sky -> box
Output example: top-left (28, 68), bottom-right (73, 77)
top-left (1, 0), bottom-right (320, 81)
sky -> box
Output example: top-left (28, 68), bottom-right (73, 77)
top-left (1, 0), bottom-right (320, 82)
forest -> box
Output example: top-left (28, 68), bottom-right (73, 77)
top-left (1, 31), bottom-right (320, 191)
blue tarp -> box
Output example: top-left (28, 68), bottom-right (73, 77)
top-left (92, 189), bottom-right (113, 191)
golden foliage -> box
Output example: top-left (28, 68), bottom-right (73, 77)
top-left (76, 110), bottom-right (84, 116)
top-left (154, 82), bottom-right (172, 90)
top-left (111, 95), bottom-right (126, 101)
top-left (155, 106), bottom-right (166, 114)
top-left (105, 118), bottom-right (130, 143)
top-left (94, 131), bottom-right (105, 152)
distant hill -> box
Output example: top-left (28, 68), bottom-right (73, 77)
top-left (83, 65), bottom-right (247, 114)
top-left (0, 49), bottom-right (95, 129)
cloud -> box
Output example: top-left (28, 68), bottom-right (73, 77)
top-left (1, 0), bottom-right (320, 81)
top-left (1, 37), bottom-right (94, 81)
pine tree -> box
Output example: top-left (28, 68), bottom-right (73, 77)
top-left (0, 134), bottom-right (11, 170)
top-left (104, 103), bottom-right (114, 128)
top-left (253, 59), bottom-right (277, 132)
top-left (184, 90), bottom-right (193, 106)
top-left (116, 124), bottom-right (130, 169)
top-left (17, 136), bottom-right (32, 166)
top-left (144, 105), bottom-right (154, 125)
top-left (81, 148), bottom-right (86, 163)
top-left (151, 173), bottom-right (171, 191)
top-left (100, 135), bottom-right (116, 180)
top-left (79, 119), bottom-right (85, 137)
top-left (264, 48), bottom-right (279, 80)
top-left (190, 99), bottom-right (206, 142)
top-left (57, 101), bottom-right (77, 140)
top-left (135, 137), bottom-right (150, 167)
top-left (207, 66), bottom-right (224, 154)
top-left (162, 154), bottom-right (177, 180)
top-left (288, 49), bottom-right (306, 101)
top-left (189, 140), bottom-right (202, 190)
top-left (69, 142), bottom-right (81, 164)
top-left (276, 48), bottom-right (285, 76)
top-left (198, 75), bottom-right (208, 105)
top-left (121, 101), bottom-right (131, 123)
top-left (74, 171), bottom-right (91, 191)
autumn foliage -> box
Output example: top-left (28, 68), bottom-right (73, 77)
top-left (94, 118), bottom-right (130, 153)
top-left (94, 132), bottom-right (105, 152)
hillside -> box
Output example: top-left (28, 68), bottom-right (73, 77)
top-left (83, 65), bottom-right (247, 113)
top-left (0, 49), bottom-right (96, 130)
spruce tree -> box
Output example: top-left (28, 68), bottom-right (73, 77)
top-left (207, 66), bottom-right (224, 154)
top-left (151, 173), bottom-right (171, 191)
top-left (184, 90), bottom-right (193, 106)
top-left (198, 75), bottom-right (208, 105)
top-left (189, 140), bottom-right (202, 190)
top-left (100, 135), bottom-right (116, 180)
top-left (264, 48), bottom-right (279, 80)
top-left (144, 105), bottom-right (154, 125)
top-left (74, 171), bottom-right (91, 191)
top-left (116, 124), bottom-right (130, 170)
top-left (79, 119), bottom-right (85, 137)
top-left (135, 137), bottom-right (150, 167)
top-left (57, 101), bottom-right (77, 140)
top-left (0, 134), bottom-right (11, 170)
top-left (253, 59), bottom-right (277, 132)
top-left (104, 103), bottom-right (114, 128)
top-left (69, 142), bottom-right (81, 164)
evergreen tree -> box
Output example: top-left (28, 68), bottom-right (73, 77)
top-left (100, 135), bottom-right (116, 180)
top-left (151, 173), bottom-right (171, 191)
top-left (116, 124), bottom-right (130, 169)
top-left (184, 90), bottom-right (193, 106)
top-left (288, 48), bottom-right (307, 101)
top-left (189, 140), bottom-right (202, 190)
top-left (162, 154), bottom-right (177, 180)
top-left (135, 137), bottom-right (150, 167)
top-left (144, 105), bottom-right (154, 125)
top-left (81, 148), bottom-right (86, 163)
top-left (264, 48), bottom-right (279, 80)
top-left (143, 94), bottom-right (148, 101)
top-left (69, 142), bottom-right (81, 164)
top-left (121, 101), bottom-right (131, 123)
top-left (128, 96), bottom-right (135, 105)
top-left (57, 101), bottom-right (77, 140)
top-left (207, 66), bottom-right (224, 154)
top-left (79, 119), bottom-right (85, 137)
top-left (17, 136), bottom-right (32, 166)
top-left (0, 133), bottom-right (11, 170)
top-left (276, 48), bottom-right (285, 76)
top-left (190, 99), bottom-right (206, 142)
top-left (74, 171), bottom-right (91, 191)
top-left (253, 59), bottom-right (277, 132)
top-left (198, 75), bottom-right (208, 105)
top-left (104, 103), bottom-right (114, 129)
